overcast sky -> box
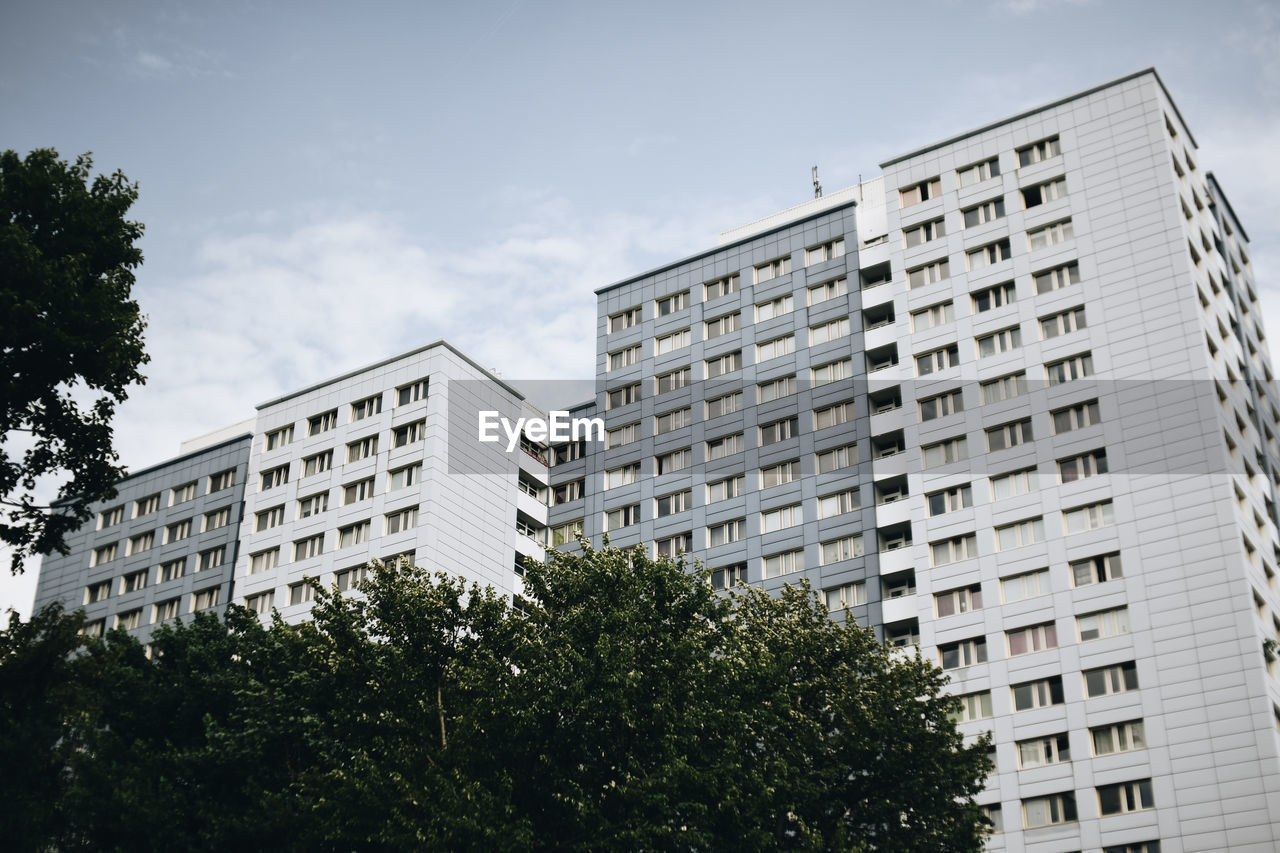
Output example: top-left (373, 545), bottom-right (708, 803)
top-left (3, 0), bottom-right (1278, 614)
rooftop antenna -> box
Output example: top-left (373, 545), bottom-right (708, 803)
top-left (811, 165), bottom-right (823, 199)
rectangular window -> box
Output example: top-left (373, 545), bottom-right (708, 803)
top-left (704, 275), bottom-right (739, 301)
top-left (760, 503), bottom-right (801, 533)
top-left (656, 290), bottom-right (690, 316)
top-left (605, 462), bottom-right (641, 490)
top-left (814, 400), bottom-right (854, 430)
top-left (922, 437), bottom-right (967, 468)
top-left (759, 417), bottom-right (798, 447)
top-left (710, 562), bottom-right (746, 589)
top-left (971, 281), bottom-right (1016, 313)
top-left (916, 344), bottom-right (959, 376)
top-left (1028, 219), bottom-right (1074, 250)
top-left (265, 425), bottom-right (294, 451)
top-left (1040, 306), bottom-right (1086, 339)
top-left (967, 239), bottom-right (1012, 270)
top-left (154, 597), bottom-right (180, 622)
top-left (351, 394), bottom-right (383, 421)
top-left (308, 409), bottom-right (339, 436)
top-left (919, 388), bottom-right (963, 421)
top-left (1097, 780), bottom-right (1154, 816)
top-left (705, 350), bottom-right (742, 379)
top-left (551, 519), bottom-right (583, 547)
top-left (171, 481), bottom-right (198, 504)
top-left (344, 478), bottom-right (376, 504)
top-left (931, 534), bottom-right (978, 566)
top-left (953, 691), bottom-right (993, 723)
top-left (655, 367), bottom-right (691, 394)
top-left (604, 504), bottom-right (640, 531)
top-left (815, 443), bottom-right (857, 474)
top-left (255, 505), bottom-right (285, 532)
top-left (962, 197), bottom-right (1006, 228)
top-left (160, 558), bottom-right (185, 582)
top-left (903, 218), bottom-right (946, 248)
top-left (1092, 719), bottom-right (1145, 756)
top-left (128, 531), bottom-right (154, 555)
top-left (706, 475), bottom-right (744, 503)
top-left (817, 487), bottom-right (859, 518)
top-left (706, 432), bottom-right (745, 460)
top-left (397, 378), bottom-right (429, 406)
top-left (1022, 792), bottom-right (1076, 829)
top-left (260, 465), bottom-right (289, 491)
top-left (706, 518), bottom-right (746, 547)
top-left (977, 326), bottom-right (1021, 358)
top-left (1022, 176), bottom-right (1067, 208)
top-left (1007, 621), bottom-right (1057, 656)
top-left (809, 317), bottom-right (849, 346)
top-left (1058, 448), bottom-right (1107, 483)
top-left (910, 301), bottom-right (954, 332)
top-left (296, 490), bottom-right (330, 520)
top-left (760, 459), bottom-right (800, 488)
top-left (338, 521), bottom-right (371, 548)
top-left (755, 294), bottom-right (793, 322)
top-left (92, 543), bottom-right (118, 566)
top-left (85, 580), bottom-right (111, 603)
top-left (607, 382), bottom-right (641, 409)
top-left (552, 479), bottom-right (584, 505)
top-left (753, 257), bottom-right (791, 284)
top-left (807, 277), bottom-right (847, 306)
top-left (193, 587), bottom-right (221, 612)
top-left (1078, 606), bottom-right (1130, 642)
top-left (654, 532), bottom-right (692, 557)
top-left (655, 407), bottom-right (692, 435)
top-left (825, 582), bottom-right (867, 610)
top-left (608, 306), bottom-right (641, 333)
top-left (385, 506), bottom-right (418, 535)
top-left (980, 370), bottom-right (1026, 403)
top-left (1085, 661), bottom-right (1139, 697)
top-left (655, 448), bottom-right (691, 475)
top-left (757, 375), bottom-right (797, 403)
top-left (302, 450), bottom-right (333, 477)
top-left (1103, 844), bottom-right (1161, 853)
top-left (294, 534), bottom-right (324, 561)
top-left (1035, 261), bottom-right (1080, 294)
top-left (655, 489), bottom-right (691, 518)
top-left (1064, 500), bottom-right (1114, 534)
top-left (1071, 552), bottom-right (1122, 587)
top-left (899, 177), bottom-right (941, 207)
top-left (756, 335), bottom-right (795, 362)
top-left (1012, 675), bottom-right (1065, 711)
top-left (907, 258), bottom-right (949, 289)
top-left (99, 505), bottom-right (124, 528)
top-left (934, 584), bottom-right (982, 617)
top-left (762, 549), bottom-right (804, 579)
top-left (820, 534), bottom-right (864, 565)
top-left (249, 547), bottom-right (280, 575)
top-left (1001, 568), bottom-right (1049, 603)
top-left (654, 328), bottom-right (690, 356)
top-left (166, 519), bottom-right (192, 543)
top-left (957, 157), bottom-right (1000, 187)
top-left (811, 358), bottom-right (851, 387)
top-left (1017, 135), bottom-right (1061, 167)
top-left (198, 547), bottom-right (225, 572)
top-left (1017, 733), bottom-right (1071, 769)
top-left (244, 591), bottom-right (274, 615)
top-left (990, 467), bottom-right (1036, 500)
top-left (605, 422), bottom-right (639, 449)
top-left (209, 469), bottom-right (236, 493)
top-left (393, 419), bottom-right (426, 448)
top-left (705, 311), bottom-right (740, 339)
top-left (986, 418), bottom-right (1033, 452)
top-left (1046, 352), bottom-right (1093, 385)
top-left (939, 637), bottom-right (987, 670)
top-left (347, 435), bottom-right (379, 462)
top-left (806, 238), bottom-right (845, 266)
top-left (289, 581), bottom-right (316, 607)
top-left (608, 344), bottom-right (642, 371)
top-left (927, 484), bottom-right (972, 516)
top-left (1052, 399), bottom-right (1101, 433)
top-left (996, 516), bottom-right (1045, 550)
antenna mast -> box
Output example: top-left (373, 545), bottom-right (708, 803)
top-left (811, 165), bottom-right (822, 199)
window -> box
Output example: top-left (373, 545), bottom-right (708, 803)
top-left (971, 281), bottom-right (1016, 313)
top-left (903, 218), bottom-right (945, 248)
top-left (609, 306), bottom-right (641, 333)
top-left (393, 419), bottom-right (427, 448)
top-left (962, 197), bottom-right (1005, 227)
top-left (1071, 552), bottom-right (1122, 586)
top-left (705, 312), bottom-right (740, 339)
top-left (761, 459), bottom-right (799, 488)
top-left (1085, 661), bottom-right (1138, 697)
top-left (986, 418), bottom-right (1033, 452)
top-left (1098, 780), bottom-right (1154, 816)
top-left (260, 465), bottom-right (289, 491)
top-left (939, 637), bottom-right (987, 670)
top-left (817, 488), bottom-right (859, 518)
top-left (981, 804), bottom-right (1003, 835)
top-left (701, 392), bottom-right (741, 422)
top-left (707, 518), bottom-right (745, 547)
top-left (919, 389), bottom-right (963, 421)
top-left (953, 691), bottom-right (993, 723)
top-left (655, 290), bottom-right (690, 316)
top-left (209, 469), bottom-right (236, 493)
top-left (171, 481), bottom-right (198, 504)
top-left (608, 344), bottom-right (642, 371)
top-left (302, 450), bottom-right (333, 477)
top-left (551, 519), bottom-right (583, 547)
top-left (1007, 621), bottom-right (1057, 656)
top-left (1035, 261), bottom-right (1080, 294)
top-left (605, 422), bottom-right (639, 449)
top-left (198, 547), bottom-right (226, 572)
top-left (815, 443), bottom-right (857, 474)
top-left (704, 274), bottom-right (739, 301)
top-left (308, 409), bottom-right (339, 436)
top-left (977, 326), bottom-right (1021, 358)
top-left (1018, 734), bottom-right (1070, 769)
top-left (809, 317), bottom-right (849, 346)
top-left (250, 548), bottom-right (280, 574)
top-left (1022, 176), bottom-right (1067, 208)
top-left (899, 177), bottom-right (941, 207)
top-left (1001, 568), bottom-right (1049, 602)
top-left (811, 358), bottom-right (851, 387)
top-left (1052, 399), bottom-right (1101, 433)
top-left (710, 562), bottom-right (746, 589)
top-left (910, 301), bottom-right (954, 332)
top-left (660, 366), bottom-right (691, 391)
top-left (1092, 719), bottom-right (1145, 756)
top-left (351, 394), bottom-right (383, 421)
top-left (996, 517), bottom-right (1045, 552)
top-left (244, 591), bottom-right (274, 615)
top-left (707, 475), bottom-right (744, 503)
top-left (706, 433), bottom-right (744, 460)
top-left (655, 532), bottom-right (692, 557)
top-left (1028, 219), bottom-right (1074, 250)
top-left (160, 558), bottom-right (185, 582)
top-left (705, 350), bottom-right (742, 379)
top-left (813, 401), bottom-right (854, 430)
top-left (255, 505), bottom-right (285, 532)
top-left (1046, 352), bottom-right (1093, 385)
top-left (1058, 448), bottom-right (1107, 483)
top-left (128, 531), bottom-right (154, 555)
top-left (655, 407), bottom-right (691, 435)
top-left (1064, 500), bottom-right (1114, 534)
top-left (98, 505), bottom-right (124, 528)
top-left (980, 371), bottom-right (1026, 403)
top-left (344, 478), bottom-right (376, 504)
top-left (922, 436), bottom-right (967, 468)
top-left (806, 238), bottom-right (844, 265)
top-left (907, 258), bottom-right (949, 289)
top-left (295, 534), bottom-right (325, 561)
top-left (755, 294), bottom-right (793, 322)
top-left (1040, 306), bottom-right (1086, 339)
top-left (808, 277), bottom-right (847, 306)
top-left (347, 435), bottom-right (379, 462)
top-left (605, 462), bottom-right (641, 489)
top-left (820, 534), bottom-right (864, 565)
top-left (193, 587), bottom-right (221, 611)
top-left (289, 582), bottom-right (316, 607)
top-left (1022, 792), bottom-right (1076, 829)
top-left (606, 382), bottom-right (641, 409)
top-left (553, 479), bottom-right (585, 505)
top-left (1012, 675), bottom-right (1064, 711)
top-left (990, 467), bottom-right (1036, 500)
top-left (265, 425), bottom-right (294, 451)
top-left (957, 157), bottom-right (999, 187)
top-left (759, 417), bottom-right (798, 447)
top-left (1104, 844), bottom-right (1161, 853)
top-left (604, 504), bottom-right (640, 531)
top-left (762, 549), bottom-right (804, 579)
top-left (967, 239), bottom-right (1012, 270)
top-left (1017, 135), bottom-right (1061, 167)
top-left (760, 504), bottom-right (800, 534)
top-left (339, 521), bottom-right (372, 548)
top-left (385, 506), bottom-right (418, 534)
top-left (84, 580), bottom-right (111, 604)
top-left (291, 492), bottom-right (328, 522)
top-left (756, 334), bottom-right (795, 362)
top-left (915, 344), bottom-right (959, 376)
top-left (165, 519), bottom-right (191, 543)
top-left (154, 597), bottom-right (180, 622)
top-left (397, 378), bottom-right (429, 406)
top-left (927, 484), bottom-right (972, 516)
top-left (135, 489), bottom-right (161, 514)
top-left (753, 257), bottom-right (791, 284)
top-left (655, 489), bottom-right (691, 517)
top-left (825, 582), bottom-right (867, 610)
top-left (931, 534), bottom-right (978, 566)
top-left (935, 584), bottom-right (982, 616)
top-left (92, 543), bottom-right (118, 566)
top-left (203, 507), bottom-right (231, 532)
top-left (1077, 607), bottom-right (1129, 642)
top-left (654, 328), bottom-right (690, 356)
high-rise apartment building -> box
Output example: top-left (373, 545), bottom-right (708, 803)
top-left (547, 69), bottom-right (1280, 851)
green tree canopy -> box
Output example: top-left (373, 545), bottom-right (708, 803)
top-left (0, 544), bottom-right (990, 851)
top-left (0, 148), bottom-right (148, 573)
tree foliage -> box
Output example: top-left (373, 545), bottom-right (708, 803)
top-left (0, 544), bottom-right (990, 851)
top-left (0, 148), bottom-right (148, 573)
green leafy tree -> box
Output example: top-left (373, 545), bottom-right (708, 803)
top-left (1, 148), bottom-right (148, 573)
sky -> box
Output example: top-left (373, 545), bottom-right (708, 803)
top-left (3, 0), bottom-right (1279, 615)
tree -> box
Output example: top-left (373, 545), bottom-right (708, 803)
top-left (0, 148), bottom-right (148, 573)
